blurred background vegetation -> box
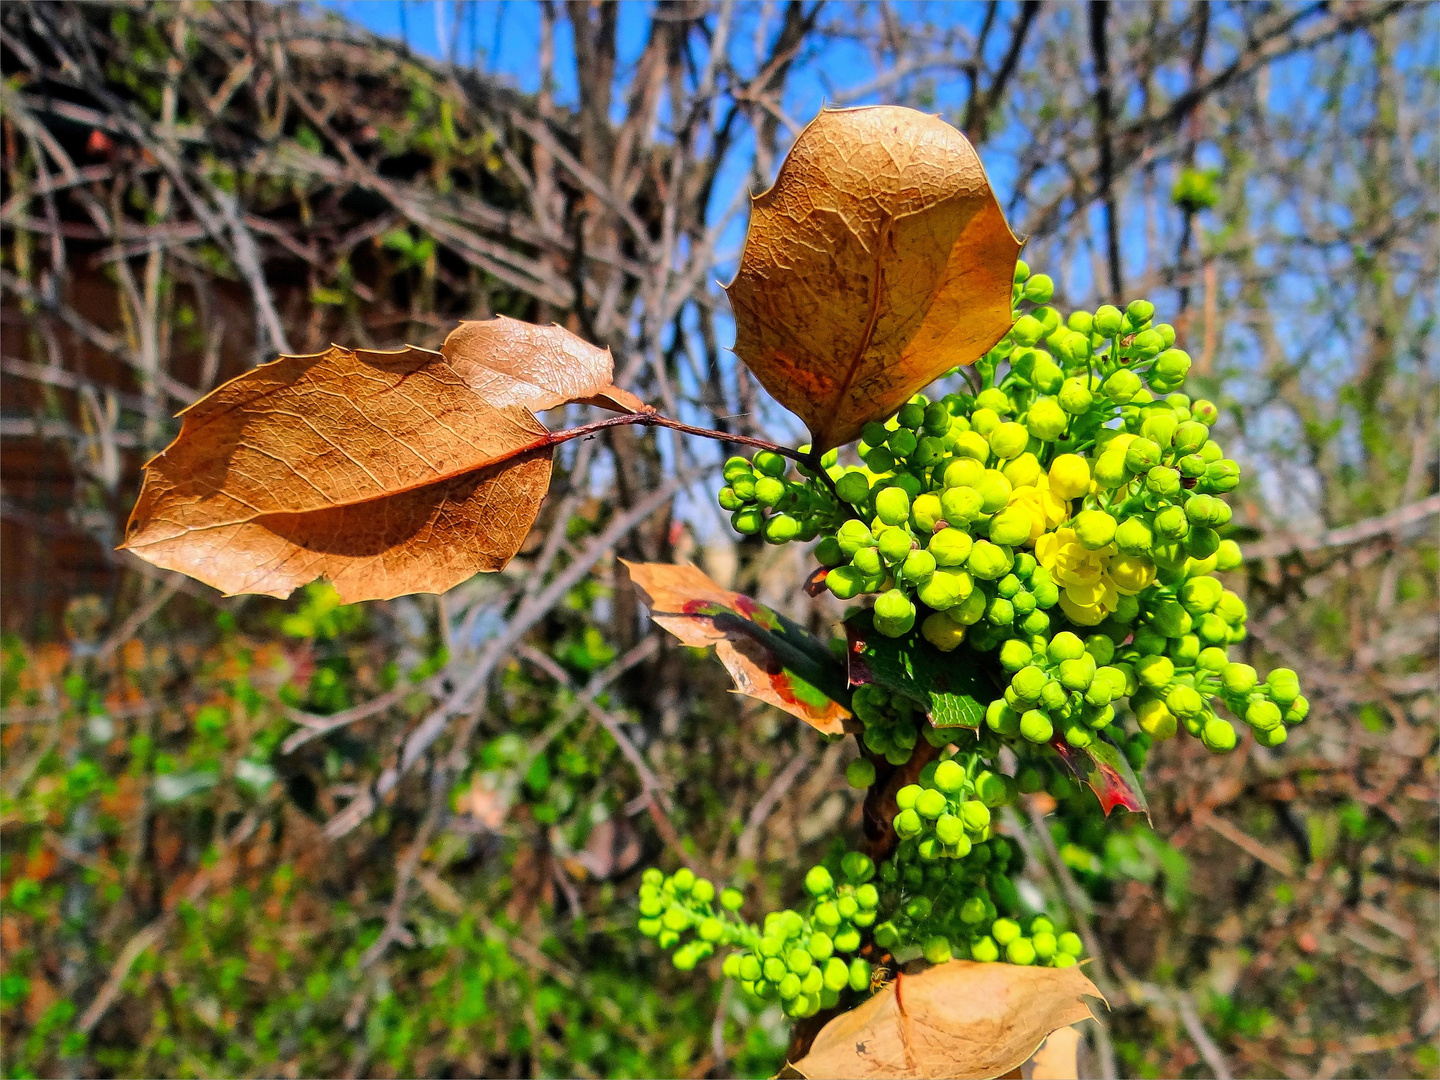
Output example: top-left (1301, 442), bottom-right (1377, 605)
top-left (1, 2), bottom-right (1435, 1078)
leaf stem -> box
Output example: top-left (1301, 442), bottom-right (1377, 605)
top-left (549, 411), bottom-right (852, 509)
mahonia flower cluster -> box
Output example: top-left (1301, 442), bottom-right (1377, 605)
top-left (641, 855), bottom-right (882, 1019)
top-left (652, 261), bottom-right (1309, 1014)
top-left (716, 260), bottom-right (1309, 760)
top-left (643, 753), bottom-right (1085, 1007)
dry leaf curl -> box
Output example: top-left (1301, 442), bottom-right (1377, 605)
top-left (726, 106), bottom-right (1021, 452)
top-left (788, 960), bottom-right (1103, 1080)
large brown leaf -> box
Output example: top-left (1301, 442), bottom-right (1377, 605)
top-left (624, 561), bottom-right (853, 735)
top-left (788, 960), bottom-right (1102, 1080)
top-left (122, 322), bottom-right (637, 602)
top-left (726, 106), bottom-right (1020, 452)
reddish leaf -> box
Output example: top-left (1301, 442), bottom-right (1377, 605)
top-left (624, 561), bottom-right (852, 735)
top-left (1049, 736), bottom-right (1150, 819)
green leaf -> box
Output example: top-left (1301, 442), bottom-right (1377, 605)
top-left (843, 611), bottom-right (992, 729)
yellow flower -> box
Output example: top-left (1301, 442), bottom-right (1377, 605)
top-left (1007, 485), bottom-right (1069, 544)
top-left (1109, 554), bottom-right (1157, 595)
top-left (1047, 454), bottom-right (1091, 500)
top-left (1038, 527), bottom-right (1127, 623)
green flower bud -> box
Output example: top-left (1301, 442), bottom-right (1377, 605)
top-left (764, 513), bottom-right (801, 544)
top-left (717, 486), bottom-right (746, 512)
top-left (898, 402), bottom-right (926, 429)
top-left (1058, 657), bottom-right (1095, 691)
top-left (1201, 717), bottom-right (1238, 752)
top-left (1094, 305), bottom-right (1124, 336)
top-left (1205, 459), bottom-right (1241, 492)
top-left (894, 806), bottom-right (924, 838)
top-left (1088, 452), bottom-right (1126, 490)
top-left (887, 430), bottom-right (917, 462)
top-left (1284, 696), bottom-right (1310, 725)
top-left (898, 549), bottom-right (936, 586)
top-left (847, 957), bottom-right (872, 992)
top-left (1245, 699), bottom-right (1282, 731)
top-left (863, 445), bottom-right (895, 473)
top-left (989, 918), bottom-right (1020, 947)
top-left (985, 596), bottom-right (1014, 626)
top-left (852, 547), bottom-right (883, 578)
top-left (1032, 359), bottom-right (1065, 394)
top-left (1012, 314), bottom-right (1045, 346)
top-left (933, 814), bottom-right (964, 846)
top-left (1215, 591), bottom-right (1248, 625)
top-left (722, 456), bottom-right (753, 484)
top-left (837, 518), bottom-right (876, 556)
top-left (1135, 654), bottom-right (1175, 690)
top-left (950, 588), bottom-right (988, 625)
top-left (1266, 668), bottom-right (1300, 706)
top-left (1169, 633), bottom-right (1202, 665)
top-left (1214, 539), bottom-right (1243, 572)
top-left (975, 471), bottom-right (1013, 514)
top-left (988, 505), bottom-right (1032, 547)
top-left (999, 639), bottom-right (1033, 672)
top-left (1124, 437), bottom-right (1162, 474)
top-left (1012, 665), bottom-right (1048, 701)
top-left (1067, 508), bottom-right (1115, 550)
top-left (1153, 348), bottom-right (1192, 381)
top-left (1057, 376), bottom-right (1093, 415)
top-left (875, 487), bottom-right (911, 527)
top-left (913, 788), bottom-right (946, 820)
top-left (878, 526), bottom-right (915, 564)
top-left (1019, 709), bottom-right (1054, 743)
top-left (1178, 575), bottom-right (1223, 615)
top-left (942, 457), bottom-right (984, 488)
top-left (874, 591), bottom-right (916, 638)
top-left (968, 540), bottom-right (1014, 580)
top-left (801, 866), bottom-right (834, 898)
top-left (1113, 516), bottom-right (1154, 556)
top-left (917, 569), bottom-right (970, 612)
top-left (986, 699), bottom-right (1020, 736)
top-left (825, 565), bottom-right (864, 600)
top-left (958, 800), bottom-right (991, 832)
top-left (1026, 397), bottom-right (1069, 441)
top-left (1100, 368), bottom-right (1140, 404)
top-left (835, 470), bottom-right (871, 506)
top-left (1154, 505), bottom-right (1190, 541)
top-left (752, 450), bottom-right (786, 478)
top-left (989, 421), bottom-right (1029, 459)
top-left (939, 486), bottom-right (984, 526)
top-left (1022, 273), bottom-right (1055, 304)
top-left (1221, 662), bottom-right (1258, 695)
top-left (1165, 685), bottom-right (1205, 719)
top-left (1122, 299), bottom-right (1154, 327)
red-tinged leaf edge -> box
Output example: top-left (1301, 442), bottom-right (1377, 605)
top-left (624, 562), bottom-right (854, 733)
top-left (1049, 734), bottom-right (1150, 819)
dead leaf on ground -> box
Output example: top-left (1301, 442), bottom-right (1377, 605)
top-left (123, 320), bottom-right (642, 602)
top-left (624, 561), bottom-right (853, 735)
top-left (787, 960), bottom-right (1103, 1080)
top-left (726, 106), bottom-right (1020, 453)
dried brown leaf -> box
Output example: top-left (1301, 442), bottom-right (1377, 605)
top-left (726, 106), bottom-right (1020, 452)
top-left (624, 561), bottom-right (852, 735)
top-left (789, 960), bottom-right (1102, 1080)
top-left (441, 315), bottom-right (647, 414)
